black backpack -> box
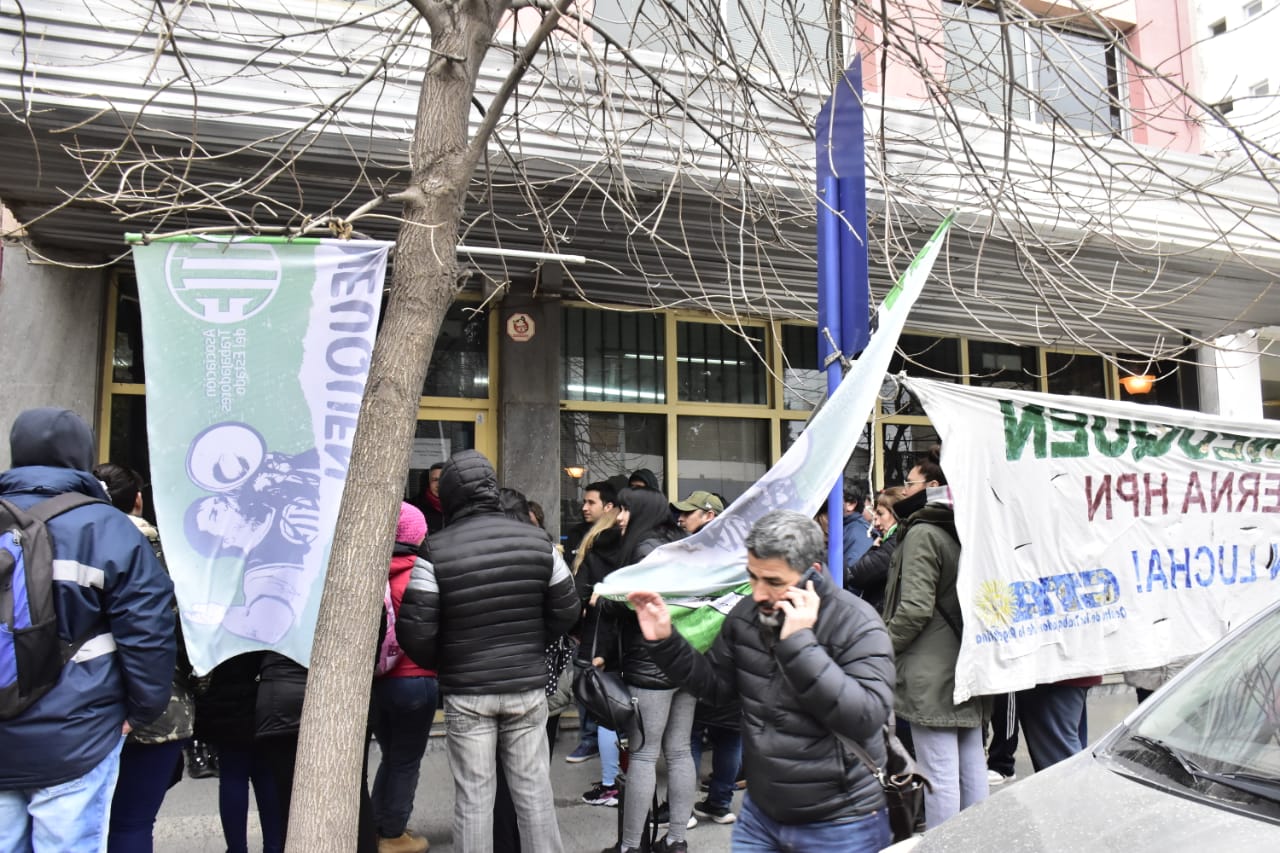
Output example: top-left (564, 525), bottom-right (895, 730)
top-left (0, 492), bottom-right (102, 720)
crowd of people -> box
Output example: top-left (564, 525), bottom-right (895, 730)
top-left (0, 405), bottom-right (1119, 853)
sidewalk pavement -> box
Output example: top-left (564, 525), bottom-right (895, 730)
top-left (152, 687), bottom-right (1139, 852)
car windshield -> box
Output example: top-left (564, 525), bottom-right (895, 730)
top-left (1114, 607), bottom-right (1280, 808)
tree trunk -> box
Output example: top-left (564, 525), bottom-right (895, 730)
top-left (285, 4), bottom-right (509, 850)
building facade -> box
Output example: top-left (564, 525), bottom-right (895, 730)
top-left (1, 0), bottom-right (1277, 540)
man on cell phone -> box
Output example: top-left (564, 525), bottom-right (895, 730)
top-left (626, 510), bottom-right (895, 852)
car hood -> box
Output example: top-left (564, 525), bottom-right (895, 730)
top-left (913, 750), bottom-right (1280, 852)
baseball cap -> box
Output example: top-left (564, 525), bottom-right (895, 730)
top-left (672, 490), bottom-right (724, 513)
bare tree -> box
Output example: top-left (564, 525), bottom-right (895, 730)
top-left (3, 1), bottom-right (1280, 849)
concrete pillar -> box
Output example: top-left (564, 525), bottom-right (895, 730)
top-left (1197, 331), bottom-right (1263, 420)
top-left (0, 244), bottom-right (106, 468)
top-left (498, 283), bottom-right (563, 539)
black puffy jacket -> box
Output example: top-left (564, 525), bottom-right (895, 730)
top-left (647, 571), bottom-right (894, 825)
top-left (602, 532), bottom-right (683, 689)
top-left (397, 450), bottom-right (580, 694)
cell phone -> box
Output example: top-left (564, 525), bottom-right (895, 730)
top-left (795, 566), bottom-right (820, 588)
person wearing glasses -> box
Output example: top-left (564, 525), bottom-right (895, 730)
top-left (882, 445), bottom-right (988, 829)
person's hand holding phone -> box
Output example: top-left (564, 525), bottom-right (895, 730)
top-left (777, 566), bottom-right (821, 640)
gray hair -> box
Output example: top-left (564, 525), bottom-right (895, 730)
top-left (745, 510), bottom-right (825, 573)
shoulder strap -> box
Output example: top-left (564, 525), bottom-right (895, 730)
top-left (833, 729), bottom-right (887, 784)
top-left (936, 604), bottom-right (963, 640)
top-left (27, 492), bottom-right (103, 523)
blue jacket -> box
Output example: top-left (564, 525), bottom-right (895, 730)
top-left (0, 466), bottom-right (176, 787)
top-left (842, 511), bottom-right (873, 570)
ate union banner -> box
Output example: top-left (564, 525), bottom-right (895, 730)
top-left (131, 237), bottom-right (391, 675)
top-left (903, 377), bottom-right (1280, 703)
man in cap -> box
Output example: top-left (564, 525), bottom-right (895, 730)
top-left (672, 490), bottom-right (724, 535)
top-left (0, 408), bottom-right (176, 852)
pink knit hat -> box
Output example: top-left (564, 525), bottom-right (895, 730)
top-left (396, 501), bottom-right (428, 545)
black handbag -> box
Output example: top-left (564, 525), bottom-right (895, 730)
top-left (572, 615), bottom-right (642, 739)
top-left (836, 722), bottom-right (931, 842)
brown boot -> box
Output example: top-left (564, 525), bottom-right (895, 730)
top-left (377, 831), bottom-right (429, 853)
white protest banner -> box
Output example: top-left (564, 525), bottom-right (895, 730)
top-left (593, 215), bottom-right (954, 645)
top-left (131, 236), bottom-right (391, 675)
top-left (902, 377), bottom-right (1280, 703)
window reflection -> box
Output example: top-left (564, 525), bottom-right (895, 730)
top-left (113, 278), bottom-right (146, 384)
top-left (887, 334), bottom-right (962, 415)
top-left (678, 322), bottom-right (766, 404)
top-left (560, 411), bottom-right (665, 527)
top-left (1046, 351), bottom-right (1106, 398)
top-left (782, 325), bottom-right (824, 411)
top-left (562, 308), bottom-right (665, 403)
top-left (423, 305), bottom-right (489, 398)
top-left (968, 340), bottom-right (1038, 391)
top-left (677, 416), bottom-right (768, 505)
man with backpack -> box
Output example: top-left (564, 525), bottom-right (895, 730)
top-left (0, 408), bottom-right (176, 852)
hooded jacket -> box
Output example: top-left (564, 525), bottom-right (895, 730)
top-left (396, 450), bottom-right (579, 694)
top-left (0, 408), bottom-right (176, 788)
top-left (646, 571), bottom-right (894, 825)
top-left (882, 497), bottom-right (984, 728)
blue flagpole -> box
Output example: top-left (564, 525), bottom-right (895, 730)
top-left (815, 59), bottom-right (870, 588)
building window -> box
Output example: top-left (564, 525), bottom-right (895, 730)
top-left (1245, 1), bottom-right (1263, 19)
top-left (561, 307), bottom-right (665, 403)
top-left (678, 321), bottom-right (767, 404)
top-left (677, 416), bottom-right (769, 505)
top-left (781, 325), bottom-right (824, 410)
top-left (1262, 331), bottom-right (1280, 421)
top-left (886, 333), bottom-right (963, 416)
top-left (1251, 80), bottom-right (1270, 97)
top-left (1215, 98), bottom-right (1236, 115)
top-left (1210, 18), bottom-right (1227, 36)
top-left (943, 1), bottom-right (1122, 135)
top-left (1045, 351), bottom-right (1107, 398)
top-left (560, 410), bottom-right (666, 522)
top-left (112, 278), bottom-right (146, 384)
top-left (589, 0), bottom-right (835, 80)
top-left (967, 340), bottom-right (1038, 391)
top-left (423, 303), bottom-right (490, 398)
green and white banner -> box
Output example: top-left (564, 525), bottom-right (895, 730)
top-left (595, 216), bottom-right (953, 648)
top-left (903, 377), bottom-right (1280, 703)
top-left (131, 237), bottom-right (391, 675)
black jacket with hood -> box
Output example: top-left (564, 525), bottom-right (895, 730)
top-left (397, 450), bottom-right (579, 694)
top-left (600, 488), bottom-right (685, 689)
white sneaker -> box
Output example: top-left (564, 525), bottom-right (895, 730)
top-left (987, 769), bottom-right (1015, 786)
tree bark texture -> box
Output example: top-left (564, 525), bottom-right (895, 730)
top-left (286, 3), bottom-right (511, 851)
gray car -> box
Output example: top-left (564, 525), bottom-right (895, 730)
top-left (893, 599), bottom-right (1280, 852)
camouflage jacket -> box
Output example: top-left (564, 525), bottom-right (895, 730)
top-left (127, 515), bottom-right (195, 744)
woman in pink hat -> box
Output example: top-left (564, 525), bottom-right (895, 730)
top-left (369, 503), bottom-right (438, 853)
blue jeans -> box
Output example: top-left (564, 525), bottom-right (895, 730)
top-left (598, 726), bottom-right (621, 786)
top-left (1018, 684), bottom-right (1089, 772)
top-left (732, 794), bottom-right (889, 852)
top-left (107, 739), bottom-right (186, 853)
top-left (216, 744), bottom-right (284, 853)
top-left (444, 689), bottom-right (563, 853)
top-left (690, 722), bottom-right (741, 808)
top-left (371, 676), bottom-right (438, 837)
top-left (0, 734), bottom-right (124, 853)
